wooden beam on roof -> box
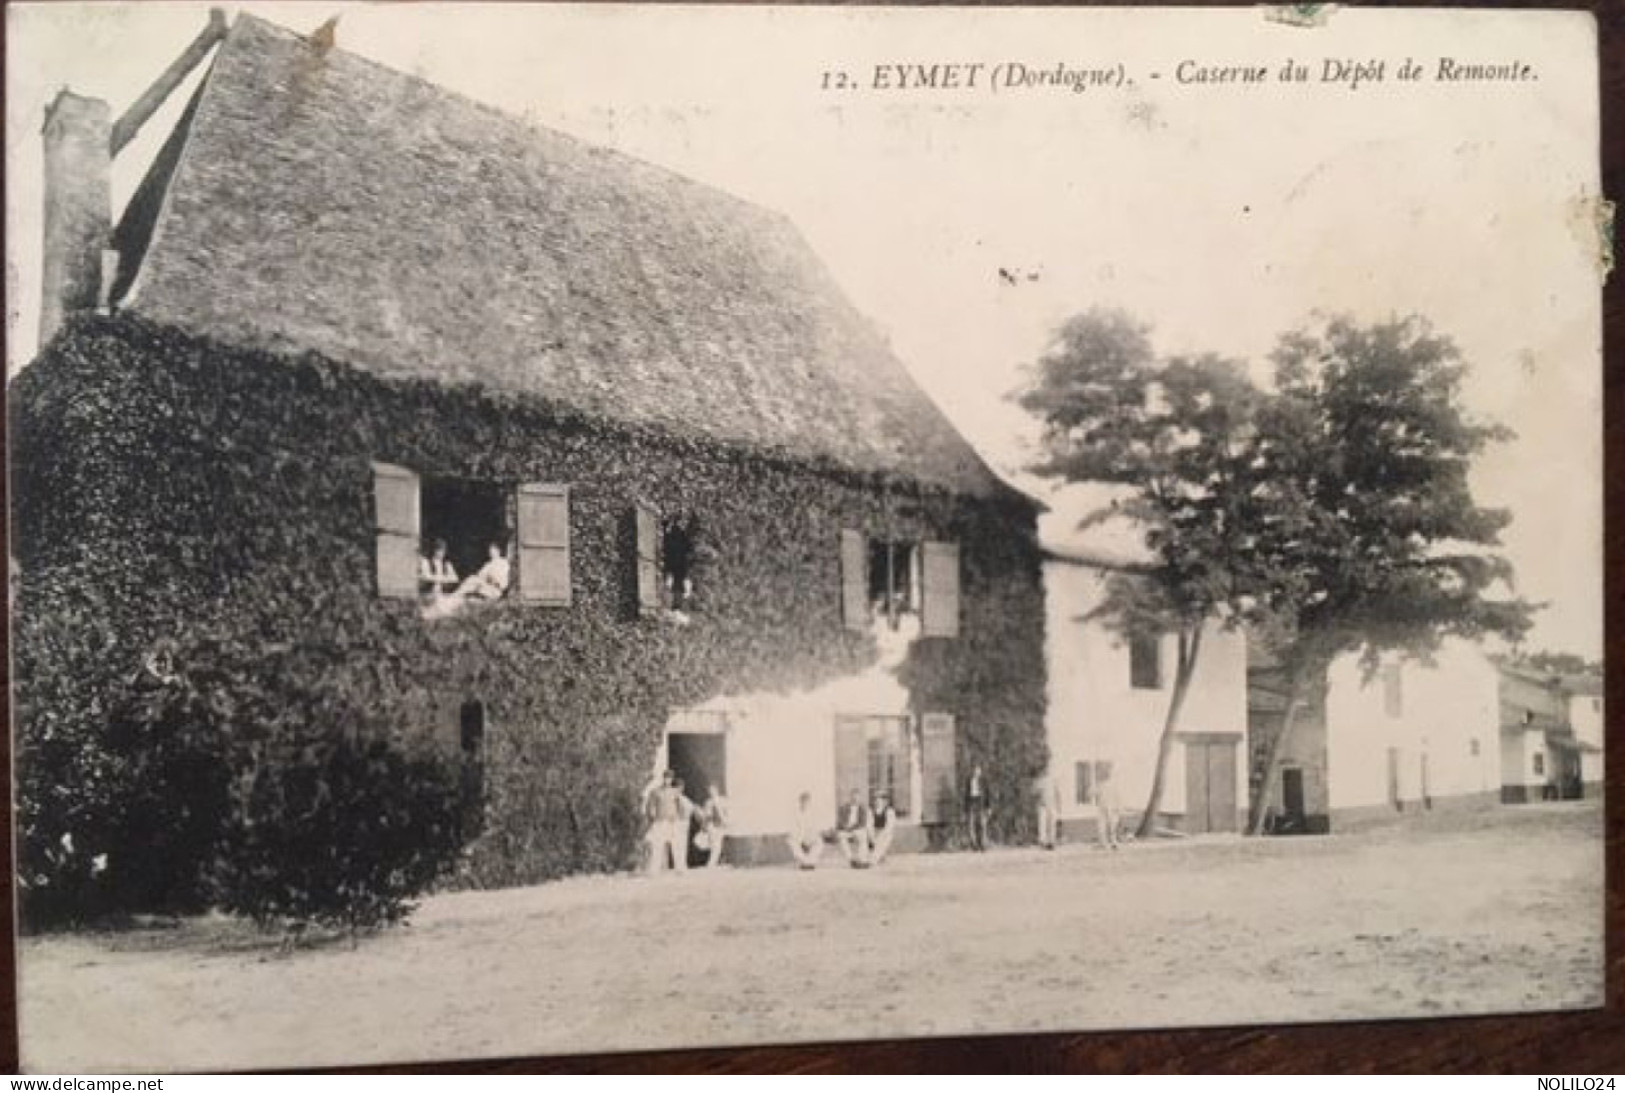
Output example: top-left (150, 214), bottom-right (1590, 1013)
top-left (110, 8), bottom-right (228, 156)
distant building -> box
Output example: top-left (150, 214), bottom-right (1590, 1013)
top-left (1248, 639), bottom-right (1503, 832)
top-left (1562, 676), bottom-right (1605, 798)
top-left (1043, 557), bottom-right (1249, 835)
top-left (1496, 664), bottom-right (1601, 803)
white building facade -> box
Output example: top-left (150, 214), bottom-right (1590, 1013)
top-left (1043, 560), bottom-right (1250, 835)
top-left (1322, 641), bottom-right (1503, 819)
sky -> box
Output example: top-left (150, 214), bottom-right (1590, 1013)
top-left (6, 3), bottom-right (1604, 657)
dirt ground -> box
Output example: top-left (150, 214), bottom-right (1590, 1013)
top-left (18, 799), bottom-right (1605, 1072)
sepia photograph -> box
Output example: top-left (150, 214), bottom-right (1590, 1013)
top-left (4, 2), bottom-right (1606, 1073)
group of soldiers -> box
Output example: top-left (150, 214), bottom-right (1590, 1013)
top-left (641, 769), bottom-right (729, 874)
top-left (643, 759), bottom-right (1127, 874)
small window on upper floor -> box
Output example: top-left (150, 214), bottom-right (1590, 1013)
top-left (663, 519), bottom-right (697, 612)
top-left (634, 503), bottom-right (700, 620)
top-left (868, 539), bottom-right (921, 627)
top-left (1129, 634), bottom-right (1162, 690)
top-left (1381, 664), bottom-right (1404, 719)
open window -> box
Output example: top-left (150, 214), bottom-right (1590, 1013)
top-left (868, 540), bottom-right (921, 628)
top-left (662, 519), bottom-right (696, 612)
top-left (841, 530), bottom-right (959, 637)
top-left (634, 504), bottom-right (699, 618)
top-left (421, 476), bottom-right (509, 594)
top-left (373, 464), bottom-right (569, 609)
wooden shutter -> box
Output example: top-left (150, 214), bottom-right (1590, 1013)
top-left (635, 502), bottom-right (660, 614)
top-left (834, 715), bottom-right (870, 822)
top-left (889, 718), bottom-right (913, 815)
top-left (373, 462), bottom-right (419, 599)
top-left (1208, 740), bottom-right (1237, 833)
top-left (921, 541), bottom-right (960, 638)
top-left (840, 529), bottom-right (868, 631)
top-left (920, 712), bottom-right (957, 824)
top-left (517, 483), bottom-right (571, 605)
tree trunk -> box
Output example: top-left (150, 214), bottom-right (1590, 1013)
top-left (1245, 661), bottom-right (1309, 836)
top-left (1134, 624), bottom-right (1203, 838)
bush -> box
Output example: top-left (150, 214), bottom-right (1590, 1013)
top-left (100, 665), bottom-right (232, 914)
top-left (14, 574), bottom-right (466, 933)
top-left (212, 727), bottom-right (463, 935)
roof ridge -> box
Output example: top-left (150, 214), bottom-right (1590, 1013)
top-left (229, 12), bottom-right (784, 230)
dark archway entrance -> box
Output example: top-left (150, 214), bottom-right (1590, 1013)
top-left (667, 731), bottom-right (726, 867)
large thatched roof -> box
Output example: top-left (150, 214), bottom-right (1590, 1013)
top-left (113, 15), bottom-right (1016, 500)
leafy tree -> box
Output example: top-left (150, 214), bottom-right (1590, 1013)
top-left (1242, 316), bottom-right (1535, 834)
top-left (1016, 309), bottom-right (1264, 836)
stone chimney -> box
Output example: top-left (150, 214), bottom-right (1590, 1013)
top-left (39, 90), bottom-right (111, 347)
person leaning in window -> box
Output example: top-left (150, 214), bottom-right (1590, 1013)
top-left (456, 540), bottom-right (511, 600)
top-left (419, 538), bottom-right (459, 598)
top-left (422, 540), bottom-right (511, 619)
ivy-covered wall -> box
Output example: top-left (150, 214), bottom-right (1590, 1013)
top-left (11, 315), bottom-right (1048, 891)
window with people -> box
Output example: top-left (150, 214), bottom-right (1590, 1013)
top-left (840, 529), bottom-right (960, 637)
top-left (633, 503), bottom-right (702, 621)
top-left (867, 539), bottom-right (920, 627)
top-left (373, 463), bottom-right (572, 615)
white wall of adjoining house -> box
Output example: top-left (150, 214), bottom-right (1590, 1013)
top-left (658, 616), bottom-right (918, 837)
top-left (1324, 640), bottom-right (1501, 812)
top-left (1569, 694), bottom-right (1604, 750)
top-left (1579, 748), bottom-right (1603, 788)
top-left (1043, 562), bottom-right (1248, 822)
top-left (1500, 730), bottom-right (1538, 794)
top-left (1571, 688), bottom-right (1605, 792)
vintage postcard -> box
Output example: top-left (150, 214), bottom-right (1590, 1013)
top-left (6, 2), bottom-right (1604, 1072)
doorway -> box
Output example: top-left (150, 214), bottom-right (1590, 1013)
top-left (666, 731), bottom-right (726, 867)
top-left (1280, 767), bottom-right (1306, 834)
top-left (666, 732), bottom-right (726, 799)
top-left (1182, 734), bottom-right (1239, 834)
